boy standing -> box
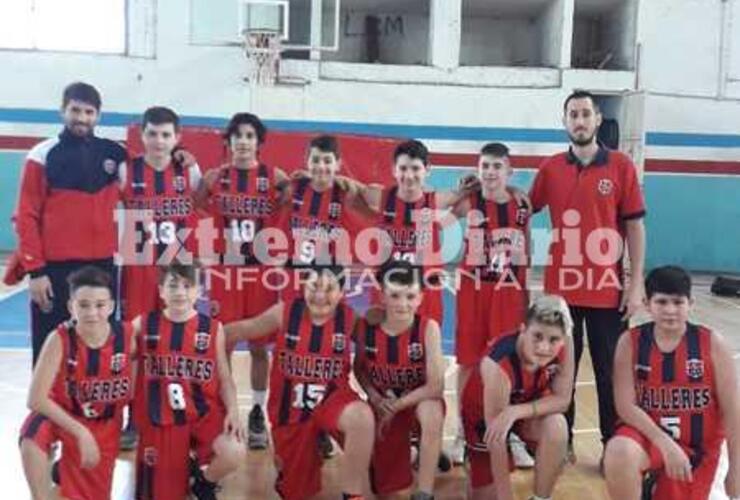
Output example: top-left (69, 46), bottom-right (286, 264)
top-left (119, 106), bottom-right (202, 320)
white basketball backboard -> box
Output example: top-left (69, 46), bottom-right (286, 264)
top-left (190, 0), bottom-right (340, 52)
top-left (238, 0), bottom-right (289, 38)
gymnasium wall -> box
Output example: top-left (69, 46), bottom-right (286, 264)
top-left (0, 0), bottom-right (738, 273)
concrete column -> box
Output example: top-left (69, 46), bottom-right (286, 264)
top-left (428, 0), bottom-right (461, 69)
top-left (560, 0), bottom-right (575, 69)
top-left (310, 0), bottom-right (322, 60)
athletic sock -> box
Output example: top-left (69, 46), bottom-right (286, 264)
top-left (253, 390), bottom-right (266, 408)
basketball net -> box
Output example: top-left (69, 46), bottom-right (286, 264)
top-left (243, 29), bottom-right (282, 86)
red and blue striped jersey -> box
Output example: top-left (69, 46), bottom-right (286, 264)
top-left (355, 314), bottom-right (428, 398)
top-left (462, 192), bottom-right (529, 286)
top-left (488, 332), bottom-right (564, 404)
top-left (284, 178), bottom-right (354, 266)
top-left (135, 312), bottom-right (221, 427)
top-left (378, 187), bottom-right (443, 274)
top-left (52, 320), bottom-right (134, 421)
top-left (628, 322), bottom-right (724, 464)
top-left (120, 157), bottom-right (200, 262)
top-left (267, 299), bottom-right (353, 426)
top-left (206, 163), bottom-right (279, 265)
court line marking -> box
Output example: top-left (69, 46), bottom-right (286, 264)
top-left (573, 428), bottom-right (600, 435)
top-left (0, 381), bottom-right (27, 394)
top-left (0, 285), bottom-right (27, 302)
top-left (576, 381), bottom-right (595, 387)
top-left (705, 294), bottom-right (740, 311)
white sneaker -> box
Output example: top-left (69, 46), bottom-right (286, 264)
top-left (446, 435), bottom-right (466, 466)
top-left (509, 433), bottom-right (535, 469)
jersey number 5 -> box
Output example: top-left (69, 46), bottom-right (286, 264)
top-left (659, 416), bottom-right (681, 440)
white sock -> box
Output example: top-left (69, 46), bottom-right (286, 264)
top-left (253, 390), bottom-right (267, 408)
top-left (530, 495), bottom-right (551, 500)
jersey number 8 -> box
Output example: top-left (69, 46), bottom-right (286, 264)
top-left (167, 383), bottom-right (187, 411)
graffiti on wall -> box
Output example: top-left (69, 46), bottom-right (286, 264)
top-left (343, 12), bottom-right (405, 38)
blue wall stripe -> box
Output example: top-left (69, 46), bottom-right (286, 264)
top-left (2, 108), bottom-right (740, 147)
top-left (645, 132), bottom-right (740, 148)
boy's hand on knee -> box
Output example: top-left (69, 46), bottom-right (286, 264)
top-left (484, 408), bottom-right (517, 449)
top-left (223, 409), bottom-right (243, 442)
top-left (658, 437), bottom-right (692, 482)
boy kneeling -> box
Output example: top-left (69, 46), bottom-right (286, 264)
top-left (604, 266), bottom-right (739, 500)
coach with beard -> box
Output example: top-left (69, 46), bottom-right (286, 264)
top-left (9, 82), bottom-right (126, 365)
top-left (528, 90), bottom-right (647, 464)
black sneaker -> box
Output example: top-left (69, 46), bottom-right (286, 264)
top-left (119, 426), bottom-right (138, 452)
top-left (318, 431), bottom-right (335, 459)
top-left (566, 441), bottom-right (577, 465)
top-left (189, 457), bottom-right (219, 500)
top-left (641, 471), bottom-right (657, 500)
top-left (247, 405), bottom-right (268, 450)
top-left (51, 459), bottom-right (60, 486)
top-left (437, 452), bottom-right (452, 473)
top-left (410, 492), bottom-right (434, 500)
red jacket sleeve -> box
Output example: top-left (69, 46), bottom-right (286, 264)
top-left (13, 157), bottom-right (48, 274)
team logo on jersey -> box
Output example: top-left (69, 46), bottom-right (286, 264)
top-left (110, 353), bottom-right (126, 374)
top-left (328, 202), bottom-right (342, 219)
top-left (597, 179), bottom-right (613, 195)
top-left (103, 159), bottom-right (117, 175)
top-left (419, 207), bottom-right (433, 224)
top-left (515, 207), bottom-right (528, 226)
top-left (143, 447), bottom-right (158, 466)
top-left (332, 333), bottom-right (346, 353)
top-left (408, 342), bottom-right (423, 361)
top-left (209, 300), bottom-right (221, 317)
top-left (195, 331), bottom-right (211, 351)
top-left (686, 358), bottom-right (704, 379)
top-left (545, 363), bottom-right (560, 379)
top-left (257, 176), bottom-right (269, 193)
top-left (173, 175), bottom-right (186, 193)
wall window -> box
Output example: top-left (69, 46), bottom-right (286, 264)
top-left (572, 0), bottom-right (637, 70)
top-left (0, 0), bottom-right (126, 54)
top-left (322, 0), bottom-right (429, 65)
top-left (461, 0), bottom-right (562, 67)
